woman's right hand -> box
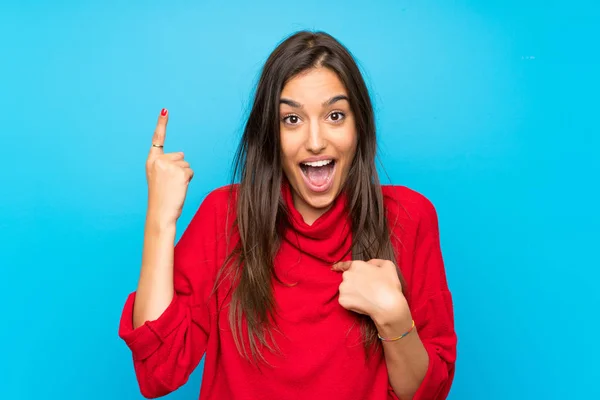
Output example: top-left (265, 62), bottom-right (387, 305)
top-left (145, 109), bottom-right (194, 227)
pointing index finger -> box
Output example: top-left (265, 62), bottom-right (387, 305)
top-left (150, 108), bottom-right (169, 155)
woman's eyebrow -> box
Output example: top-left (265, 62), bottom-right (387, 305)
top-left (279, 94), bottom-right (349, 109)
top-left (324, 94), bottom-right (349, 106)
top-left (279, 98), bottom-right (303, 108)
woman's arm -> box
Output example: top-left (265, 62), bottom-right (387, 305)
top-left (334, 188), bottom-right (457, 400)
top-left (333, 254), bottom-right (456, 400)
top-left (380, 193), bottom-right (457, 400)
top-left (374, 313), bottom-right (430, 400)
top-left (376, 289), bottom-right (456, 400)
top-left (133, 109), bottom-right (193, 328)
top-left (119, 110), bottom-right (214, 398)
top-left (132, 217), bottom-right (176, 329)
top-left (119, 190), bottom-right (225, 398)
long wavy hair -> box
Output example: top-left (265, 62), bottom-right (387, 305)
top-left (215, 30), bottom-right (406, 365)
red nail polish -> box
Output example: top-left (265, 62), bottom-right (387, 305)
top-left (161, 108), bottom-right (168, 116)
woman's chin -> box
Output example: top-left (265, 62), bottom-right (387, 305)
top-left (306, 194), bottom-right (335, 210)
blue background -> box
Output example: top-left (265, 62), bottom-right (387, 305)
top-left (1, 0), bottom-right (598, 399)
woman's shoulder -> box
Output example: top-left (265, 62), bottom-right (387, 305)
top-left (381, 185), bottom-right (438, 228)
top-left (202, 183), bottom-right (238, 203)
top-left (193, 184), bottom-right (239, 220)
top-left (179, 184), bottom-right (239, 245)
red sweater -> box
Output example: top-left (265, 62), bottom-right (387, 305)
top-left (118, 182), bottom-right (457, 399)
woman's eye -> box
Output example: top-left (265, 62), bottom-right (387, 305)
top-left (283, 115), bottom-right (300, 125)
top-left (329, 112), bottom-right (345, 122)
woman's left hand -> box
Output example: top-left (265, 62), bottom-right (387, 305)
top-left (331, 259), bottom-right (411, 327)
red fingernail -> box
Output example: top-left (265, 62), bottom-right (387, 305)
top-left (161, 108), bottom-right (168, 116)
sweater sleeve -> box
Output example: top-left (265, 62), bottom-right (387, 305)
top-left (407, 195), bottom-right (458, 400)
top-left (118, 189), bottom-right (224, 398)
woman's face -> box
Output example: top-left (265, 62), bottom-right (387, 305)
top-left (279, 67), bottom-right (357, 225)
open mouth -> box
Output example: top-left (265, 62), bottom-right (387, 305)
top-left (299, 159), bottom-right (336, 192)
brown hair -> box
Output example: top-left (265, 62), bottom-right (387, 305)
top-left (217, 30), bottom-right (405, 365)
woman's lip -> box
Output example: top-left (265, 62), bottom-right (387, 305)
top-left (299, 162), bottom-right (336, 193)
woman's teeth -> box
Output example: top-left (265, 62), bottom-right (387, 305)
top-left (301, 159), bottom-right (333, 167)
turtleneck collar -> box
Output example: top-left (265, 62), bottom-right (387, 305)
top-left (280, 178), bottom-right (352, 264)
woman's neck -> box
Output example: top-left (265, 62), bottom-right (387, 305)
top-left (292, 194), bottom-right (333, 226)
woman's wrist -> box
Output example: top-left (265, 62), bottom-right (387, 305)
top-left (371, 296), bottom-right (414, 339)
top-left (375, 315), bottom-right (414, 339)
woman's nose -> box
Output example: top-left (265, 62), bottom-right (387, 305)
top-left (306, 121), bottom-right (326, 153)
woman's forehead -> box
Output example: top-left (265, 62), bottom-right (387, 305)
top-left (280, 68), bottom-right (348, 105)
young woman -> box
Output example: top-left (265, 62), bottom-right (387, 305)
top-left (118, 31), bottom-right (457, 400)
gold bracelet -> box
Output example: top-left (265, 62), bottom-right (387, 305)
top-left (377, 320), bottom-right (415, 342)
